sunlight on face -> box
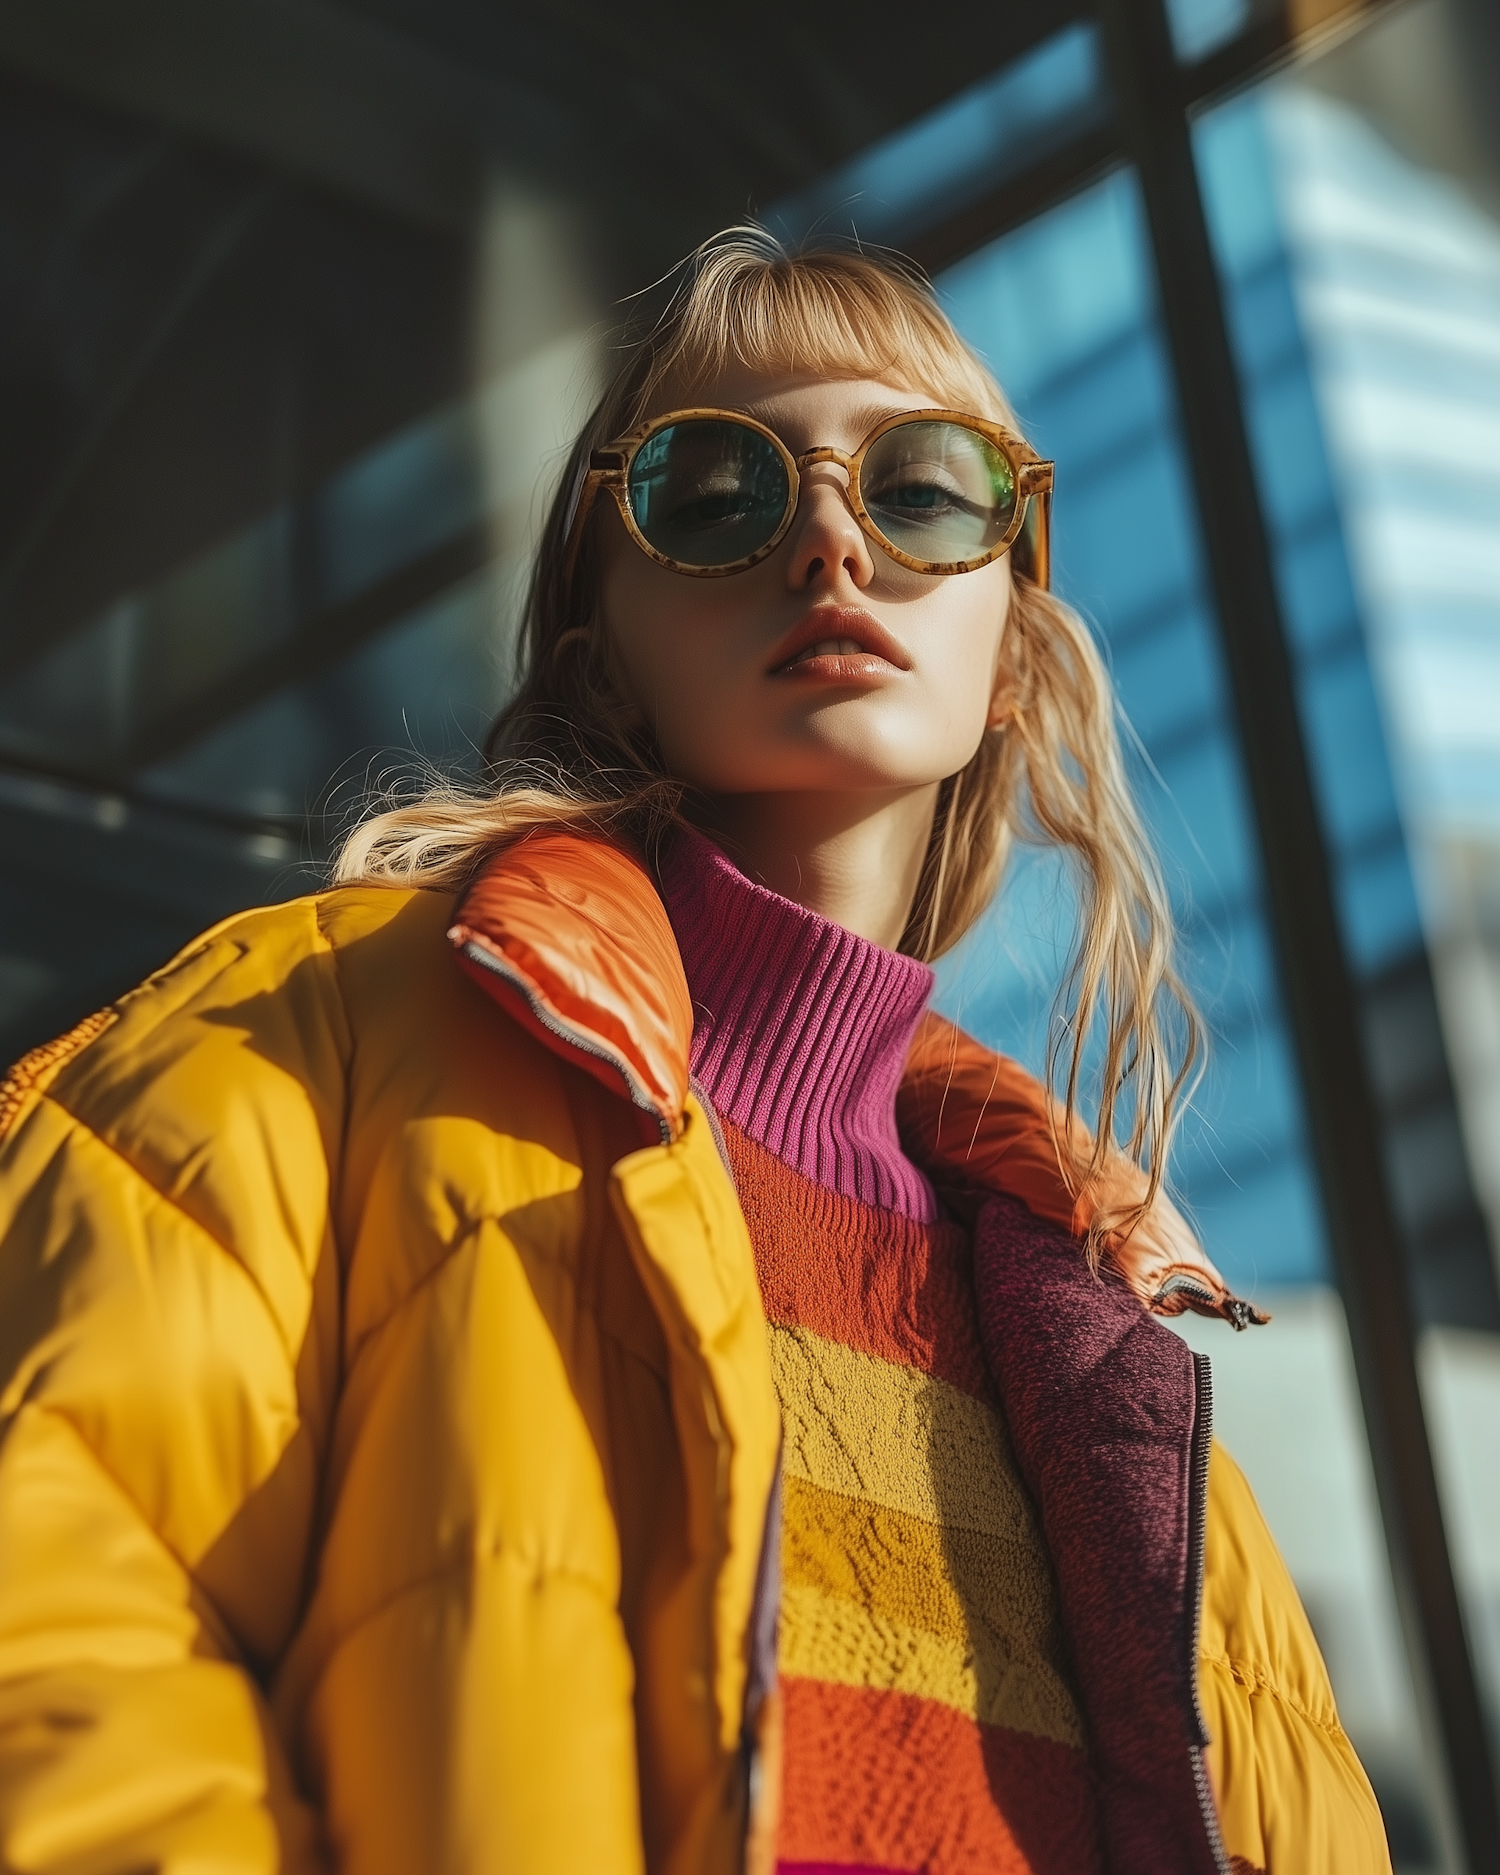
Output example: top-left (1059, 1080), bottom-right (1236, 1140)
top-left (597, 371), bottom-right (1014, 802)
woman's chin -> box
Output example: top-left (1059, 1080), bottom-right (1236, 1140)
top-left (682, 747), bottom-right (963, 800)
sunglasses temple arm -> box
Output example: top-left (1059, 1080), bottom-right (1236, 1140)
top-left (561, 471), bottom-right (608, 587)
top-left (1027, 490), bottom-right (1052, 592)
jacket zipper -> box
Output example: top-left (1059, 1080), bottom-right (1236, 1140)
top-left (461, 940), bottom-right (673, 1144)
top-left (689, 1073), bottom-right (737, 1187)
top-left (689, 1073), bottom-right (785, 1874)
top-left (1153, 1271), bottom-right (1267, 1332)
top-left (1187, 1351), bottom-right (1232, 1874)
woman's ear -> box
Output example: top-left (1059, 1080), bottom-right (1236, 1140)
top-left (591, 616), bottom-right (649, 733)
top-left (551, 620), bottom-right (648, 733)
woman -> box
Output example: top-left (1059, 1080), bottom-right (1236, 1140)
top-left (0, 232), bottom-right (1388, 1874)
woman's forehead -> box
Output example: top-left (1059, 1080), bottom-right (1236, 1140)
top-left (648, 370), bottom-right (940, 445)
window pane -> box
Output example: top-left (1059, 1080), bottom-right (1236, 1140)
top-left (0, 80), bottom-right (603, 1061)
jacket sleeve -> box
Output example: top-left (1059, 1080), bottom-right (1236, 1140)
top-left (0, 906), bottom-right (349, 1874)
top-left (1200, 1443), bottom-right (1393, 1874)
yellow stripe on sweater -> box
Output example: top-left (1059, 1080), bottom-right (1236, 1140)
top-left (781, 1474), bottom-right (1085, 1746)
top-left (768, 1321), bottom-right (1032, 1538)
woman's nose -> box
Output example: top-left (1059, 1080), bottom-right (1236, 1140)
top-left (783, 469), bottom-right (875, 591)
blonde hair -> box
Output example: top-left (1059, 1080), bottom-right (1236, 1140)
top-left (337, 226), bottom-right (1202, 1232)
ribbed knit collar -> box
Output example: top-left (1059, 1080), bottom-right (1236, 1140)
top-left (658, 825), bottom-right (938, 1221)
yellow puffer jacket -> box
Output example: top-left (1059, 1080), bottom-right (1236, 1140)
top-left (0, 833), bottom-right (1390, 1875)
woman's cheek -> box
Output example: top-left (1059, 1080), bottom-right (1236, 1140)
top-left (921, 603), bottom-right (1004, 751)
top-left (646, 647), bottom-right (764, 785)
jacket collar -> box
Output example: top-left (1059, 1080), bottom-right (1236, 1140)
top-left (450, 829), bottom-right (1261, 1327)
top-left (899, 1010), bottom-right (1267, 1329)
top-left (450, 829), bottom-right (692, 1145)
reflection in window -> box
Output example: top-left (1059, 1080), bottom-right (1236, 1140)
top-left (933, 168), bottom-right (1442, 1859)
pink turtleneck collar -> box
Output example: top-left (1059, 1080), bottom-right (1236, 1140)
top-left (657, 825), bottom-right (939, 1222)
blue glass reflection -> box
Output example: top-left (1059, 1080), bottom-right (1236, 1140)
top-left (1194, 97), bottom-right (1427, 979)
top-left (1164, 0), bottom-right (1251, 64)
top-left (771, 23), bottom-right (1108, 250)
top-left (935, 171), bottom-right (1330, 1291)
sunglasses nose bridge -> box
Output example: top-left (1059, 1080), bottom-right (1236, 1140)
top-left (795, 445), bottom-right (851, 470)
top-left (786, 445), bottom-right (865, 551)
top-left (791, 444), bottom-right (858, 508)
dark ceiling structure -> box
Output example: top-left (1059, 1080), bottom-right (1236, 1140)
top-left (0, 1), bottom-right (1086, 243)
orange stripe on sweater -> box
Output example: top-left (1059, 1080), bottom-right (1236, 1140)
top-left (777, 1677), bottom-right (1103, 1875)
top-left (722, 1121), bottom-right (991, 1397)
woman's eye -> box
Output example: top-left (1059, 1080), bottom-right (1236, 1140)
top-left (889, 480), bottom-right (954, 510)
top-left (868, 473), bottom-right (966, 516)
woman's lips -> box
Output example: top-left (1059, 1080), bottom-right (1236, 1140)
top-left (779, 642), bottom-right (899, 682)
top-left (768, 608), bottom-right (911, 680)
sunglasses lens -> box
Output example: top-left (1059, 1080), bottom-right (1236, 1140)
top-left (860, 421), bottom-right (1017, 566)
top-left (627, 419), bottom-right (790, 568)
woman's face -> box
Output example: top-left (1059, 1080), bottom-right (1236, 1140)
top-left (597, 370), bottom-right (1014, 801)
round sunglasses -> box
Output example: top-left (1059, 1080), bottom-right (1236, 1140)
top-left (562, 406), bottom-right (1054, 588)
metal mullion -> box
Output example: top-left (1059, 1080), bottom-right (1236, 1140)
top-left (0, 748), bottom-right (312, 847)
top-left (1094, 0), bottom-right (1500, 1865)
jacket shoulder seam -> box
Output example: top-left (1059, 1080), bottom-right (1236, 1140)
top-left (33, 1091), bottom-right (305, 1375)
top-left (314, 885), bottom-right (433, 1078)
top-left (0, 1006), bottom-right (118, 1145)
top-left (1198, 1645), bottom-right (1347, 1738)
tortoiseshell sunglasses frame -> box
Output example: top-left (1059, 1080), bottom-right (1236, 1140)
top-left (562, 406), bottom-right (1054, 589)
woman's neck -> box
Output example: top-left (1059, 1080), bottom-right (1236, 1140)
top-left (691, 781), bottom-right (939, 951)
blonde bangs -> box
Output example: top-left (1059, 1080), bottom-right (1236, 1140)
top-left (619, 230), bottom-right (1016, 430)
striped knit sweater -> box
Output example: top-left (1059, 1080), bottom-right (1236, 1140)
top-left (660, 830), bottom-right (1104, 1875)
